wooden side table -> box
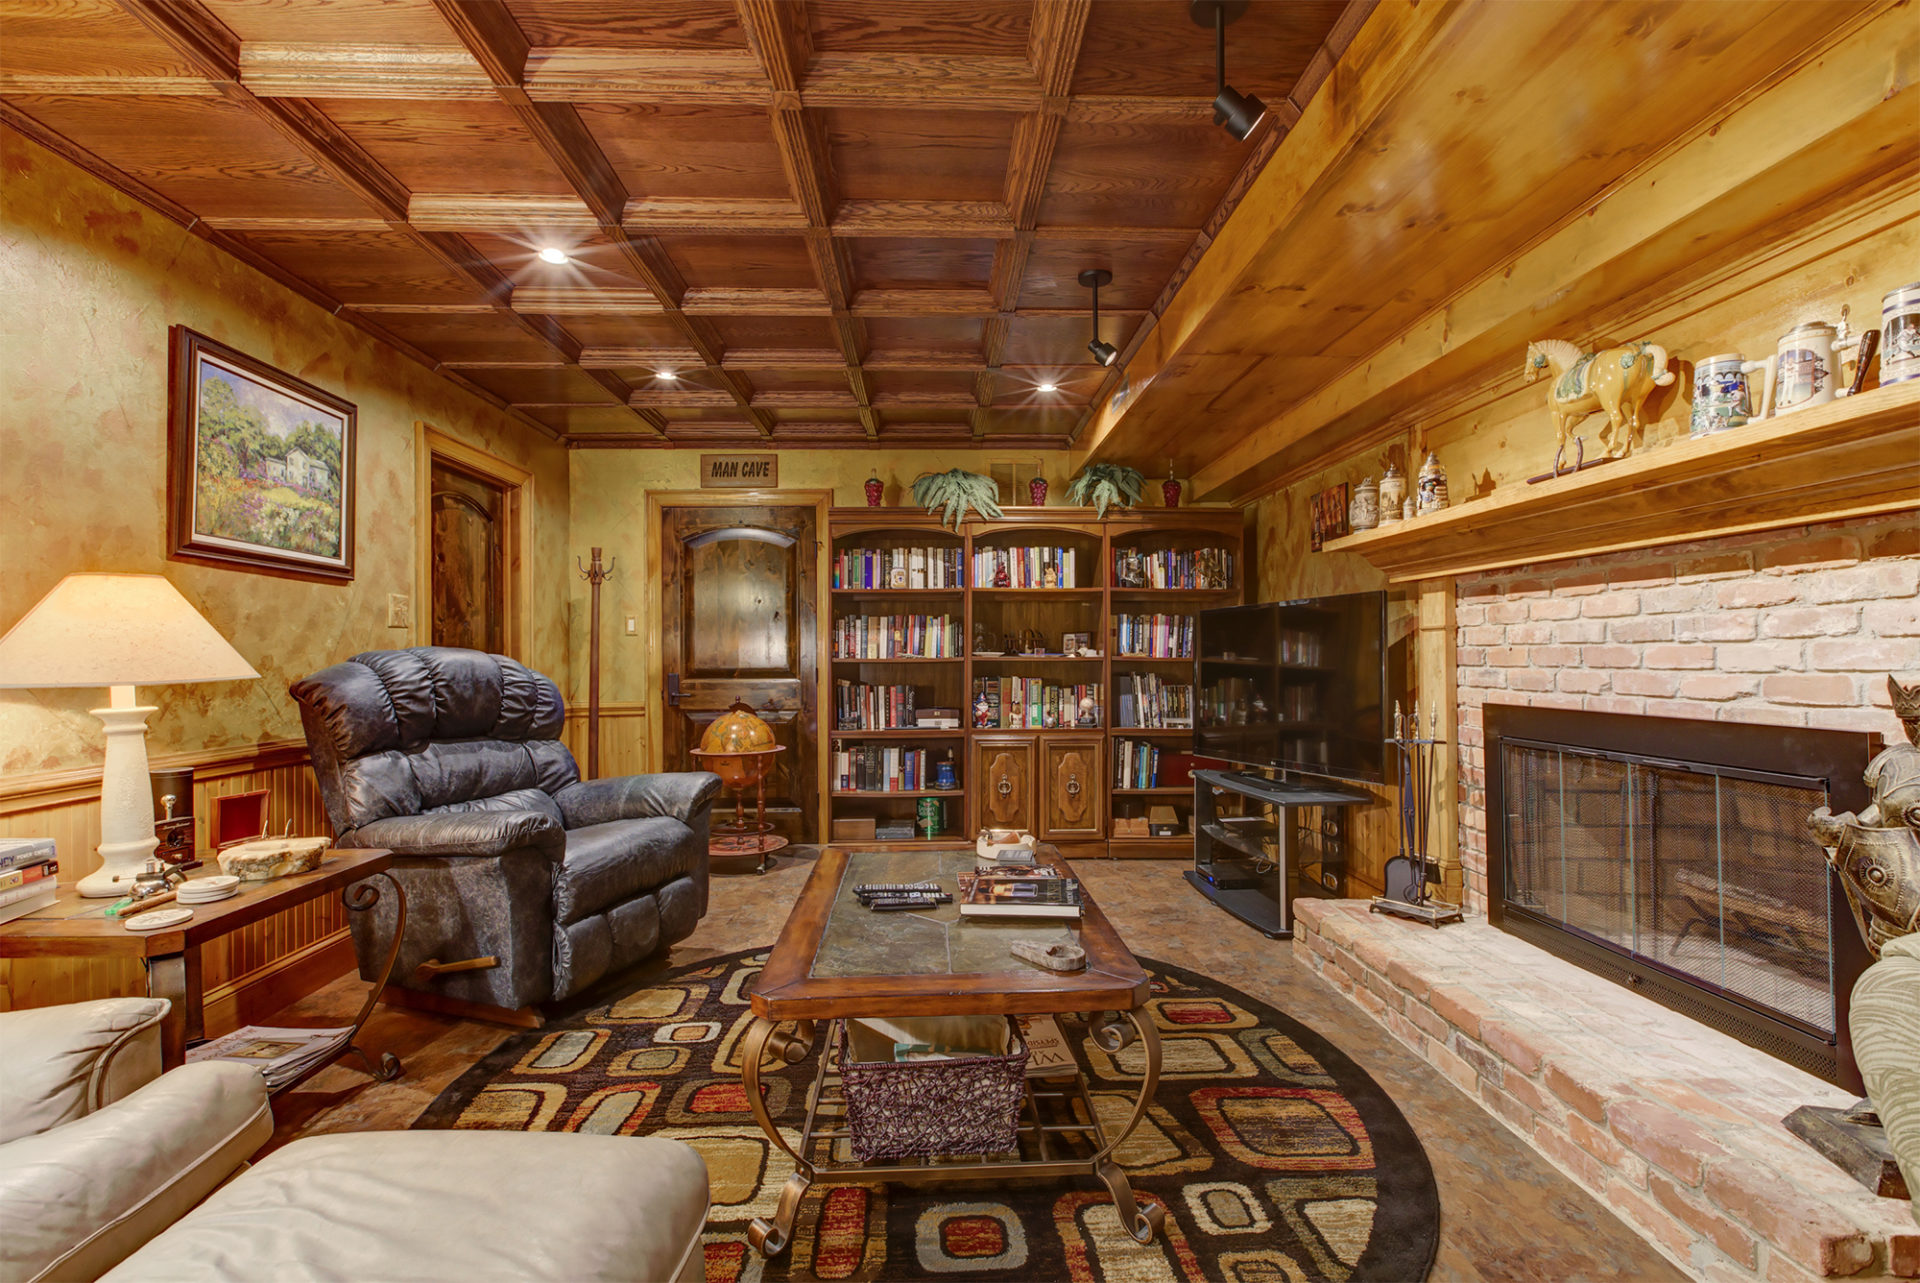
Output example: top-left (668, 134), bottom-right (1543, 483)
top-left (0, 849), bottom-right (405, 1087)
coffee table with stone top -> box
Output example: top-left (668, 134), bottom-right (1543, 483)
top-left (739, 844), bottom-right (1164, 1257)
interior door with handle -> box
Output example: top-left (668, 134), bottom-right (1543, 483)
top-left (660, 504), bottom-right (819, 843)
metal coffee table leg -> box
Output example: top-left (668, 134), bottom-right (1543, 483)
top-left (740, 1015), bottom-right (814, 1255)
top-left (1088, 1008), bottom-right (1166, 1243)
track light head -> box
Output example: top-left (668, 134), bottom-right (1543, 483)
top-left (1213, 86), bottom-right (1267, 141)
top-left (1191, 0), bottom-right (1263, 141)
top-left (1088, 339), bottom-right (1119, 367)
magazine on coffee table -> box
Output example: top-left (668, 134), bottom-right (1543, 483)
top-left (957, 872), bottom-right (1083, 919)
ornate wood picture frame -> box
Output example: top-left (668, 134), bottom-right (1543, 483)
top-left (1309, 482), bottom-right (1350, 551)
top-left (167, 326), bottom-right (356, 583)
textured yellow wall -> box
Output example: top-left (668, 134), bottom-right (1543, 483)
top-left (566, 449), bottom-right (1080, 704)
top-left (0, 127), bottom-right (571, 775)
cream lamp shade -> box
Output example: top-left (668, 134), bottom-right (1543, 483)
top-left (0, 574), bottom-right (259, 896)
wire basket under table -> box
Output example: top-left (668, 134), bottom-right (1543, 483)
top-left (837, 1018), bottom-right (1030, 1163)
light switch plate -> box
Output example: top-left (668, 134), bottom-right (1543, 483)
top-left (625, 615), bottom-right (638, 635)
top-left (387, 593), bottom-right (411, 629)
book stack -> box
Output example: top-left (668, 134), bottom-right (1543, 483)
top-left (971, 677), bottom-right (1100, 730)
top-left (1111, 546), bottom-right (1233, 589)
top-left (833, 746), bottom-right (950, 792)
top-left (834, 681), bottom-right (919, 730)
top-left (0, 838), bottom-right (59, 924)
top-left (186, 1024), bottom-right (353, 1090)
top-left (971, 545), bottom-right (1079, 589)
top-left (834, 545), bottom-right (964, 589)
top-left (1115, 673), bottom-right (1194, 728)
top-left (1115, 612), bottom-right (1195, 658)
top-left (957, 867), bottom-right (1083, 919)
top-left (833, 613), bottom-right (963, 659)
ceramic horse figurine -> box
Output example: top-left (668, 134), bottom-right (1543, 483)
top-left (1525, 338), bottom-right (1676, 468)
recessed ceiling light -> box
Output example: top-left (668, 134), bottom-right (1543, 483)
top-left (655, 370), bottom-right (679, 382)
top-left (1037, 382), bottom-right (1058, 393)
top-left (537, 247), bottom-right (569, 265)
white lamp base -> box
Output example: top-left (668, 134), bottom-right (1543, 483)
top-left (79, 687), bottom-right (161, 897)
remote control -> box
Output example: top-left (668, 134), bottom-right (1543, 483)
top-left (868, 899), bottom-right (936, 912)
top-left (855, 881), bottom-right (940, 897)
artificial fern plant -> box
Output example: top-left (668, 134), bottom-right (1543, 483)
top-left (1067, 464), bottom-right (1145, 518)
top-left (911, 469), bottom-right (1004, 529)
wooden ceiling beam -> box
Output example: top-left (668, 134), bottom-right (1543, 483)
top-left (114, 0), bottom-right (657, 442)
top-left (432, 0), bottom-right (767, 436)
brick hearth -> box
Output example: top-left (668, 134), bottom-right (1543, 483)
top-left (1453, 513), bottom-right (1919, 913)
top-left (1295, 900), bottom-right (1918, 1282)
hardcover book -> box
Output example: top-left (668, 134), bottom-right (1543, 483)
top-left (957, 873), bottom-right (1083, 919)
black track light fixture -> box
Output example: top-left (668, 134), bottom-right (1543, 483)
top-left (1079, 268), bottom-right (1118, 366)
top-left (1191, 0), bottom-right (1266, 142)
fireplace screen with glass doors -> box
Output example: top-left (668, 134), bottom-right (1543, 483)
top-left (1485, 705), bottom-right (1877, 1090)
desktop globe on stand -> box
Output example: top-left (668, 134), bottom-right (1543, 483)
top-left (690, 702), bottom-right (788, 875)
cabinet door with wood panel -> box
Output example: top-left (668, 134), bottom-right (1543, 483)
top-left (972, 736), bottom-right (1034, 834)
top-left (1040, 735), bottom-right (1104, 839)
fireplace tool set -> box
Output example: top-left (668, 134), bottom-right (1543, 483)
top-left (1372, 702), bottom-right (1463, 927)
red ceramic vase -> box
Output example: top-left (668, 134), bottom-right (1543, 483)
top-left (864, 475), bottom-right (884, 507)
top-left (1028, 476), bottom-right (1048, 506)
top-left (1162, 477), bottom-right (1182, 508)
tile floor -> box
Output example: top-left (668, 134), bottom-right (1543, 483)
top-left (264, 853), bottom-right (1683, 1282)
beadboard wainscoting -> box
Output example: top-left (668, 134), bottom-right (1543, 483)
top-left (0, 741), bottom-right (349, 1031)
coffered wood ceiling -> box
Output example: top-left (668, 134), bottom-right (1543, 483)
top-left (0, 0), bottom-right (1368, 448)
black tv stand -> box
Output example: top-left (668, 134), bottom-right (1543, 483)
top-left (1184, 768), bottom-right (1372, 938)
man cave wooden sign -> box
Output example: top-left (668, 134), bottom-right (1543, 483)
top-left (699, 454), bottom-right (778, 489)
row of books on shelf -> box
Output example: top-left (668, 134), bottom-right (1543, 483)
top-left (834, 545), bottom-right (965, 590)
top-left (1114, 738), bottom-right (1168, 789)
top-left (971, 546), bottom-right (1080, 590)
top-left (971, 677), bottom-right (1101, 730)
top-left (1115, 612), bottom-right (1195, 659)
top-left (834, 681), bottom-right (918, 730)
top-left (832, 614), bottom-right (964, 660)
top-left (0, 837), bottom-right (58, 924)
top-left (832, 746), bottom-right (954, 793)
top-left (1114, 673), bottom-right (1195, 729)
top-left (1112, 546), bottom-right (1234, 590)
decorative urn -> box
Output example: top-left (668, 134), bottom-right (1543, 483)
top-left (1028, 474), bottom-right (1048, 506)
top-left (694, 701), bottom-right (779, 789)
top-left (864, 472), bottom-right (884, 507)
top-left (1162, 465), bottom-right (1181, 508)
top-left (1378, 462), bottom-right (1406, 524)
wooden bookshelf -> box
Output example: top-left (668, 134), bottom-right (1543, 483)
top-left (825, 506), bottom-right (1244, 859)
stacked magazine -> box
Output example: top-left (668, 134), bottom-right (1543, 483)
top-left (957, 865), bottom-right (1083, 919)
top-left (187, 1025), bottom-right (353, 1089)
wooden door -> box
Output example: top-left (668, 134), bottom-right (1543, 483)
top-left (1041, 736), bottom-right (1104, 839)
top-left (972, 736), bottom-right (1034, 834)
top-left (430, 460), bottom-right (507, 653)
top-left (661, 505), bottom-right (818, 843)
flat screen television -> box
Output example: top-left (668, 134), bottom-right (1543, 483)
top-left (1194, 592), bottom-right (1389, 784)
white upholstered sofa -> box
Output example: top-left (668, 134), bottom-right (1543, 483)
top-left (0, 998), bottom-right (710, 1282)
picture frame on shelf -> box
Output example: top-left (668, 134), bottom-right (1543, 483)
top-left (1310, 482), bottom-right (1350, 552)
top-left (167, 327), bottom-right (356, 583)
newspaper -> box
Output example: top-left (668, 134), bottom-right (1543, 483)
top-left (187, 1025), bottom-right (353, 1088)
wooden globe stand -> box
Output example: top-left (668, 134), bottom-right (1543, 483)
top-left (691, 743), bottom-right (788, 875)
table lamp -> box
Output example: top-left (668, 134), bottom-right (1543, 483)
top-left (0, 574), bottom-right (258, 896)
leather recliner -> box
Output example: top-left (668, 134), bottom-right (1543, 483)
top-left (291, 646), bottom-right (721, 1012)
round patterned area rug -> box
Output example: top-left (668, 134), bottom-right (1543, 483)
top-left (412, 949), bottom-right (1439, 1282)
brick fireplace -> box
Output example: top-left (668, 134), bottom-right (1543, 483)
top-left (1456, 513), bottom-right (1919, 914)
top-left (1294, 511), bottom-right (1919, 1281)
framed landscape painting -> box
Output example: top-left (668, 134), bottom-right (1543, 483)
top-left (167, 327), bottom-right (356, 583)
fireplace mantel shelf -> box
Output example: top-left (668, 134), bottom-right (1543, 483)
top-left (1324, 380), bottom-right (1920, 582)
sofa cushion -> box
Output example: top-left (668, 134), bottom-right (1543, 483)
top-left (101, 1131), bottom-right (710, 1283)
top-left (2, 1061), bottom-right (270, 1283)
top-left (0, 997), bottom-right (167, 1145)
top-left (554, 817), bottom-right (699, 924)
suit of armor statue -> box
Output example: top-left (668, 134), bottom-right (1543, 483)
top-left (1808, 676), bottom-right (1920, 958)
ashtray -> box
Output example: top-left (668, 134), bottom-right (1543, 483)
top-left (217, 837), bottom-right (327, 882)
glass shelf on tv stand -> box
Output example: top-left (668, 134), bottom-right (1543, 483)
top-left (1184, 769), bottom-right (1372, 939)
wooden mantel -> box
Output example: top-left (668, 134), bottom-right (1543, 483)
top-left (1324, 381), bottom-right (1920, 582)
